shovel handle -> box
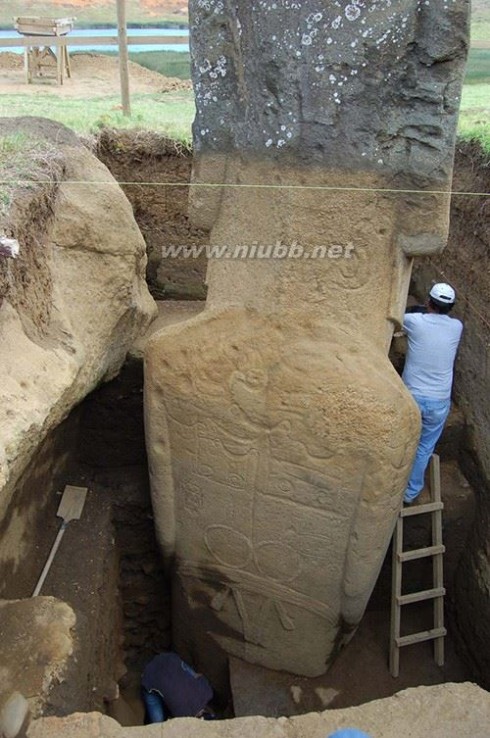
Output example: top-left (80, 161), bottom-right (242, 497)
top-left (32, 523), bottom-right (67, 597)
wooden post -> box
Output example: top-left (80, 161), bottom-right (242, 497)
top-left (116, 0), bottom-right (131, 116)
top-left (56, 43), bottom-right (63, 85)
top-left (24, 47), bottom-right (30, 83)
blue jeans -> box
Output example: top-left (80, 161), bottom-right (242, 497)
top-left (142, 688), bottom-right (167, 724)
top-left (404, 395), bottom-right (451, 503)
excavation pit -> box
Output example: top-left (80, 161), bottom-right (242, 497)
top-left (0, 305), bottom-right (477, 726)
top-left (0, 130), bottom-right (488, 732)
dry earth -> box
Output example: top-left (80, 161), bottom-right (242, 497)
top-left (2, 0), bottom-right (188, 19)
top-left (0, 51), bottom-right (191, 97)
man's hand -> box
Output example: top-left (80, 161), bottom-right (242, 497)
top-left (405, 305), bottom-right (427, 314)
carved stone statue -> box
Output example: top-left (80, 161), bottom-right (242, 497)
top-left (145, 0), bottom-right (469, 678)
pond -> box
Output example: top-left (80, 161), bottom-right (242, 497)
top-left (0, 27), bottom-right (189, 54)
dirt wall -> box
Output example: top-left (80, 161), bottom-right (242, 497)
top-left (95, 129), bottom-right (209, 300)
top-left (411, 141), bottom-right (490, 686)
top-left (98, 130), bottom-right (490, 685)
top-left (0, 406), bottom-right (123, 718)
top-left (0, 359), bottom-right (170, 718)
top-left (76, 358), bottom-right (171, 670)
top-left (0, 414), bottom-right (80, 600)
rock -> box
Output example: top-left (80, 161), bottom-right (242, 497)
top-left (145, 1), bottom-right (469, 678)
top-left (0, 117), bottom-right (156, 574)
top-left (25, 683), bottom-right (490, 738)
top-left (146, 307), bottom-right (420, 682)
top-left (0, 692), bottom-right (29, 738)
top-left (0, 598), bottom-right (75, 721)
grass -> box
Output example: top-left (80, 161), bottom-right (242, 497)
top-left (0, 133), bottom-right (31, 206)
top-left (0, 133), bottom-right (27, 215)
top-left (0, 1), bottom-right (188, 29)
top-left (130, 48), bottom-right (487, 85)
top-left (2, 0), bottom-right (489, 40)
top-left (463, 49), bottom-right (490, 85)
top-left (0, 90), bottom-right (195, 143)
top-left (126, 47), bottom-right (489, 86)
top-left (1, 83), bottom-right (486, 152)
top-left (0, 131), bottom-right (63, 217)
top-left (129, 50), bottom-right (190, 80)
top-left (98, 50), bottom-right (191, 80)
top-left (0, 25), bottom-right (487, 150)
top-left (458, 82), bottom-right (490, 153)
top-left (0, 67), bottom-right (487, 152)
top-left (458, 48), bottom-right (490, 150)
top-left (470, 0), bottom-right (490, 42)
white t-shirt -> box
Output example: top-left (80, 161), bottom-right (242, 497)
top-left (402, 312), bottom-right (463, 400)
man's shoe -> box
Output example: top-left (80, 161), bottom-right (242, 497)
top-left (403, 495), bottom-right (418, 505)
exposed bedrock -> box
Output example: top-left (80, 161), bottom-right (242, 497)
top-left (24, 684), bottom-right (490, 738)
top-left (145, 1), bottom-right (470, 677)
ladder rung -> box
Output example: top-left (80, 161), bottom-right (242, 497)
top-left (401, 501), bottom-right (444, 517)
top-left (397, 587), bottom-right (446, 605)
top-left (398, 544), bottom-right (445, 562)
top-left (396, 627), bottom-right (447, 647)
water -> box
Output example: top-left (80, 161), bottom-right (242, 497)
top-left (0, 27), bottom-right (189, 54)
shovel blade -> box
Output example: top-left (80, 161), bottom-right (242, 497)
top-left (57, 485), bottom-right (88, 523)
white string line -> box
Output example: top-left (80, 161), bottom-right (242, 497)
top-left (0, 179), bottom-right (489, 197)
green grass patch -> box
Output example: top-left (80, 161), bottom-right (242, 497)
top-left (458, 126), bottom-right (490, 155)
top-left (0, 91), bottom-right (195, 143)
top-left (96, 50), bottom-right (191, 80)
top-left (470, 0), bottom-right (490, 41)
top-left (0, 132), bottom-right (27, 216)
top-left (464, 49), bottom-right (490, 84)
top-left (0, 131), bottom-right (63, 217)
top-left (0, 79), bottom-right (487, 151)
top-left (458, 82), bottom-right (490, 153)
top-left (129, 50), bottom-right (190, 80)
top-left (0, 37), bottom-right (487, 152)
top-left (471, 19), bottom-right (490, 42)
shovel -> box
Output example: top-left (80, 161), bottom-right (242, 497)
top-left (32, 485), bottom-right (88, 597)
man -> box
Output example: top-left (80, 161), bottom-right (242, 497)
top-left (402, 282), bottom-right (463, 504)
top-left (141, 651), bottom-right (214, 723)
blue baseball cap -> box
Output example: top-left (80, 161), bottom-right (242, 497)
top-left (328, 730), bottom-right (373, 738)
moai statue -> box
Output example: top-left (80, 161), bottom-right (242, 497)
top-left (145, 0), bottom-right (469, 678)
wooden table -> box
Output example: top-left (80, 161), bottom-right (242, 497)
top-left (14, 16), bottom-right (75, 85)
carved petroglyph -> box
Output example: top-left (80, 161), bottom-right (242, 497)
top-left (146, 311), bottom-right (421, 674)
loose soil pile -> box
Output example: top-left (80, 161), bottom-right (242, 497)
top-left (0, 51), bottom-right (191, 97)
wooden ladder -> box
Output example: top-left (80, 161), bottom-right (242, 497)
top-left (389, 454), bottom-right (446, 677)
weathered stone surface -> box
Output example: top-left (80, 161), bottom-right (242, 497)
top-left (145, 1), bottom-right (469, 677)
top-left (189, 0), bottom-right (470, 254)
top-left (0, 118), bottom-right (156, 576)
top-left (131, 301), bottom-right (205, 360)
top-left (26, 683), bottom-right (490, 738)
top-left (146, 306), bottom-right (420, 680)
